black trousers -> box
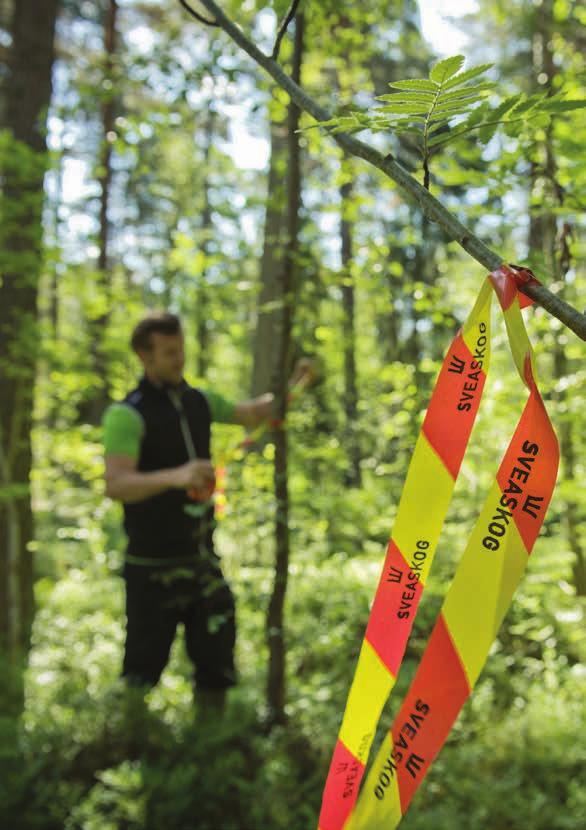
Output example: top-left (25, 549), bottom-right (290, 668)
top-left (121, 550), bottom-right (236, 691)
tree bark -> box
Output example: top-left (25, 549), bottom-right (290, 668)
top-left (340, 172), bottom-right (361, 487)
top-left (251, 119), bottom-right (288, 396)
top-left (0, 0), bottom-right (59, 712)
top-left (0, 0), bottom-right (14, 123)
top-left (530, 2), bottom-right (585, 595)
top-left (265, 13), bottom-right (304, 725)
top-left (79, 0), bottom-right (118, 425)
top-left (196, 110), bottom-right (216, 378)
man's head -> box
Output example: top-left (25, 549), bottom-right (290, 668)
top-left (131, 311), bottom-right (185, 387)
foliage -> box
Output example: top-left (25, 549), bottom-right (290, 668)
top-left (0, 0), bottom-right (584, 829)
top-left (312, 54), bottom-right (585, 187)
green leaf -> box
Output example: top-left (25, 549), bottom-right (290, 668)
top-left (393, 125), bottom-right (425, 138)
top-left (331, 123), bottom-right (368, 135)
top-left (377, 102), bottom-right (431, 115)
top-left (370, 123), bottom-right (396, 134)
top-left (432, 100), bottom-right (479, 117)
top-left (524, 112), bottom-right (551, 130)
top-left (503, 119), bottom-right (521, 138)
top-left (442, 63), bottom-right (494, 90)
top-left (427, 125), bottom-right (470, 148)
top-left (478, 123), bottom-right (499, 144)
top-left (437, 82), bottom-right (496, 103)
top-left (490, 94), bottom-right (524, 120)
top-left (337, 115), bottom-right (365, 127)
top-left (376, 93), bottom-right (435, 104)
top-left (540, 98), bottom-right (586, 112)
top-left (429, 55), bottom-right (466, 85)
top-left (464, 102), bottom-right (491, 127)
top-left (308, 117), bottom-right (343, 129)
top-left (389, 79), bottom-right (438, 93)
top-left (476, 94), bottom-right (524, 142)
top-left (503, 93), bottom-right (542, 117)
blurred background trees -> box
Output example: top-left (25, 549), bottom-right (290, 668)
top-left (0, 1), bottom-right (584, 827)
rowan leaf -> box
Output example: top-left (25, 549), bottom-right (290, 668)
top-left (432, 100), bottom-right (479, 117)
top-left (540, 97), bottom-right (586, 112)
top-left (429, 55), bottom-right (466, 84)
top-left (377, 102), bottom-right (431, 115)
top-left (475, 94), bottom-right (524, 142)
top-left (442, 63), bottom-right (494, 90)
top-left (427, 125), bottom-right (469, 148)
top-left (436, 82), bottom-right (496, 104)
top-left (376, 93), bottom-right (435, 104)
top-left (490, 94), bottom-right (524, 120)
top-left (389, 79), bottom-right (438, 93)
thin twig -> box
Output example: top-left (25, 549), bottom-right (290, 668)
top-left (177, 0), bottom-right (219, 27)
top-left (272, 0), bottom-right (302, 60)
top-left (185, 0), bottom-right (586, 341)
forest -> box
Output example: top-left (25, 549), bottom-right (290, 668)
top-left (0, 1), bottom-right (584, 828)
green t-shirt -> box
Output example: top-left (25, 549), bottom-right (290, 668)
top-left (102, 389), bottom-right (237, 460)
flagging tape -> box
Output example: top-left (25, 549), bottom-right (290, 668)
top-left (318, 266), bottom-right (559, 830)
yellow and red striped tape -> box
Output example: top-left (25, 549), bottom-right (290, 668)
top-left (318, 265), bottom-right (559, 830)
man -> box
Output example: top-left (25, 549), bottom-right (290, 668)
top-left (102, 310), bottom-right (307, 716)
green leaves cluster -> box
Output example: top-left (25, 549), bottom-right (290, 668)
top-left (315, 55), bottom-right (585, 186)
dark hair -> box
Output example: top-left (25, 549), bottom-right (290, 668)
top-left (130, 311), bottom-right (182, 352)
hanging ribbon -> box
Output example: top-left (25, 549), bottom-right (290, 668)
top-left (318, 265), bottom-right (559, 830)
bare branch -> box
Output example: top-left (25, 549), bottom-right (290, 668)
top-left (177, 0), bottom-right (219, 27)
top-left (272, 0), bottom-right (303, 61)
top-left (186, 0), bottom-right (586, 341)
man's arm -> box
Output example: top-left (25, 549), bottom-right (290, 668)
top-left (102, 402), bottom-right (214, 503)
top-left (203, 359), bottom-right (317, 430)
top-left (105, 455), bottom-right (215, 504)
top-left (232, 393), bottom-right (274, 430)
top-left (105, 454), bottom-right (178, 503)
top-left (232, 360), bottom-right (317, 429)
top-left (203, 388), bottom-right (272, 429)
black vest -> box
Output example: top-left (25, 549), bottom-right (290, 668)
top-left (121, 374), bottom-right (214, 559)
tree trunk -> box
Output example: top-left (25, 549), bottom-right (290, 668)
top-left (340, 170), bottom-right (362, 487)
top-left (265, 14), bottom-right (304, 725)
top-left (251, 119), bottom-right (288, 396)
top-left (0, 0), bottom-right (14, 122)
top-left (530, 3), bottom-right (585, 595)
top-left (49, 152), bottom-right (63, 338)
top-left (0, 0), bottom-right (59, 713)
top-left (553, 347), bottom-right (585, 595)
top-left (78, 0), bottom-right (118, 425)
top-left (196, 110), bottom-right (216, 378)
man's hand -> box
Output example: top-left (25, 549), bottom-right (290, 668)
top-left (232, 358), bottom-right (317, 431)
top-left (105, 454), bottom-right (209, 504)
top-left (289, 357), bottom-right (318, 391)
top-left (233, 393), bottom-right (273, 430)
top-left (251, 392), bottom-right (273, 422)
top-left (173, 459), bottom-right (216, 492)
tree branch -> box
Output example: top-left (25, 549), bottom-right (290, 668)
top-left (272, 0), bottom-right (302, 60)
top-left (178, 0), bottom-right (218, 27)
top-left (187, 0), bottom-right (586, 342)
